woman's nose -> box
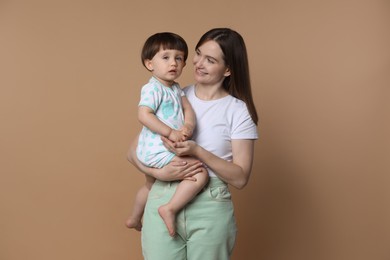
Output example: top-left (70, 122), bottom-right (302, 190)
top-left (193, 56), bottom-right (203, 67)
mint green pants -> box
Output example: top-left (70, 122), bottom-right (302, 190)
top-left (141, 177), bottom-right (237, 260)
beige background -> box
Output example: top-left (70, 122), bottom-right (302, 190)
top-left (1, 0), bottom-right (389, 259)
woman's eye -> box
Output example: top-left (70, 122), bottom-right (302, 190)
top-left (207, 58), bottom-right (215, 64)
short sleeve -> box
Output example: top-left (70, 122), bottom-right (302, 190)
top-left (138, 83), bottom-right (163, 112)
top-left (231, 104), bottom-right (258, 140)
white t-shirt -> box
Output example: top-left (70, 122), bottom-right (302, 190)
top-left (184, 85), bottom-right (258, 177)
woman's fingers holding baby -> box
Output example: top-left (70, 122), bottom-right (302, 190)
top-left (161, 160), bottom-right (203, 181)
top-left (161, 136), bottom-right (198, 157)
top-left (161, 136), bottom-right (175, 151)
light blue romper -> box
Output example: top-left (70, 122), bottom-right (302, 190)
top-left (136, 77), bottom-right (184, 168)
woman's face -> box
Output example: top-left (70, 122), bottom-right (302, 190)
top-left (193, 40), bottom-right (230, 86)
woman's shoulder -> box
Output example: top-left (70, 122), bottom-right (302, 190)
top-left (225, 94), bottom-right (248, 110)
top-left (224, 95), bottom-right (255, 122)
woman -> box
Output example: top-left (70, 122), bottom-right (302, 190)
top-left (128, 28), bottom-right (259, 260)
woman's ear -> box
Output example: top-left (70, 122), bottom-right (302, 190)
top-left (144, 59), bottom-right (153, 71)
top-left (224, 67), bottom-right (231, 77)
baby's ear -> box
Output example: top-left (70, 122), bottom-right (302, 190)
top-left (144, 59), bottom-right (153, 71)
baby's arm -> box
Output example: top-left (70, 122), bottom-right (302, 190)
top-left (180, 96), bottom-right (196, 140)
top-left (138, 105), bottom-right (184, 142)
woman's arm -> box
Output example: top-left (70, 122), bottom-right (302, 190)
top-left (127, 135), bottom-right (202, 181)
top-left (161, 137), bottom-right (255, 189)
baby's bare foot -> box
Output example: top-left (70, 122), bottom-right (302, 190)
top-left (125, 217), bottom-right (142, 231)
top-left (158, 205), bottom-right (176, 237)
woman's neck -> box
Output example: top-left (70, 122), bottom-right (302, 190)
top-left (194, 84), bottom-right (228, 101)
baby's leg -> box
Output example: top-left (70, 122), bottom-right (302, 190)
top-left (158, 157), bottom-right (209, 236)
top-left (126, 175), bottom-right (155, 231)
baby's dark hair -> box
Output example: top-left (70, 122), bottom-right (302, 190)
top-left (141, 32), bottom-right (188, 68)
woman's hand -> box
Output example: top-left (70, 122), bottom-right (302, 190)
top-left (157, 160), bottom-right (204, 181)
top-left (161, 136), bottom-right (199, 157)
top-left (128, 134), bottom-right (202, 182)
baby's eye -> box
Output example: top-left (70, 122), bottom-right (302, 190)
top-left (176, 56), bottom-right (183, 61)
top-left (162, 56), bottom-right (169, 60)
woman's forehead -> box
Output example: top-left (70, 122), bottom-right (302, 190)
top-left (197, 40), bottom-right (224, 59)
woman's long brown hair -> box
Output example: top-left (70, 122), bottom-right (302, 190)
top-left (195, 28), bottom-right (258, 125)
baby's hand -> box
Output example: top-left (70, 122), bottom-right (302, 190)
top-left (180, 124), bottom-right (194, 140)
top-left (168, 129), bottom-right (185, 142)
